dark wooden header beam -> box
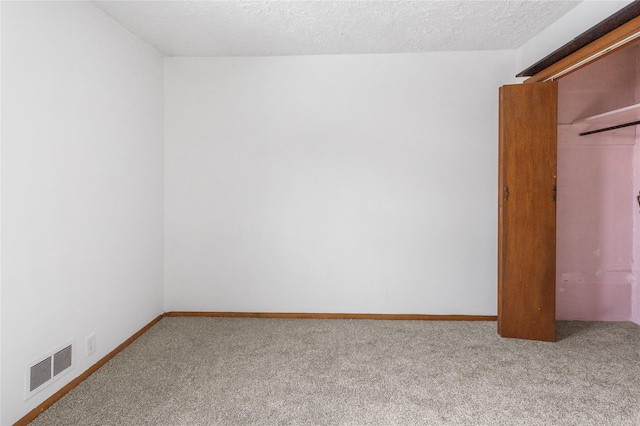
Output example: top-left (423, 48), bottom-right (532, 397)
top-left (517, 0), bottom-right (640, 78)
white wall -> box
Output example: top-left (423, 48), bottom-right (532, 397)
top-left (1, 2), bottom-right (164, 424)
top-left (516, 0), bottom-right (635, 74)
top-left (164, 52), bottom-right (516, 315)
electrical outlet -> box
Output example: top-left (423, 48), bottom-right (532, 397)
top-left (86, 334), bottom-right (96, 357)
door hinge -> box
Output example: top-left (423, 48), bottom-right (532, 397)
top-left (552, 185), bottom-right (557, 202)
top-left (503, 186), bottom-right (509, 203)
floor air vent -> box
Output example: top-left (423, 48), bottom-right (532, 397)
top-left (25, 340), bottom-right (74, 399)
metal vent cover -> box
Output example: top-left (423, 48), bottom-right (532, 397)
top-left (30, 357), bottom-right (52, 392)
top-left (53, 345), bottom-right (72, 376)
top-left (25, 339), bottom-right (75, 400)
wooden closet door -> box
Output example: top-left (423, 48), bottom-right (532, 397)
top-left (498, 82), bottom-right (557, 342)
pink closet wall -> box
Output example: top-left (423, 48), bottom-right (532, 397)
top-left (556, 43), bottom-right (638, 321)
top-left (633, 48), bottom-right (640, 324)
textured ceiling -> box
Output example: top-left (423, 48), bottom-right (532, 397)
top-left (92, 1), bottom-right (581, 56)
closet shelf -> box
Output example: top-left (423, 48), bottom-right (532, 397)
top-left (572, 103), bottom-right (640, 125)
top-left (572, 103), bottom-right (640, 136)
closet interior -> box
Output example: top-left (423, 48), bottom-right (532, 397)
top-left (556, 39), bottom-right (640, 321)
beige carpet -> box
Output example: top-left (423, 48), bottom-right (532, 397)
top-left (30, 318), bottom-right (640, 425)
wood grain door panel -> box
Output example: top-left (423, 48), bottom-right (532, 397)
top-left (498, 82), bottom-right (558, 342)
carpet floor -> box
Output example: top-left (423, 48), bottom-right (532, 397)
top-left (30, 318), bottom-right (640, 425)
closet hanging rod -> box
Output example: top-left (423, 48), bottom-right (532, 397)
top-left (579, 120), bottom-right (640, 136)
